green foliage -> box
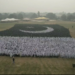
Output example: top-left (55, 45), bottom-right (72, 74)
top-left (0, 24), bottom-right (71, 37)
top-left (46, 13), bottom-right (57, 19)
top-left (60, 13), bottom-right (75, 21)
top-left (8, 13), bottom-right (18, 19)
top-left (67, 13), bottom-right (74, 21)
top-left (0, 12), bottom-right (75, 21)
top-left (30, 13), bottom-right (37, 19)
top-left (61, 14), bottom-right (67, 21)
top-left (37, 11), bottom-right (40, 17)
top-left (0, 13), bottom-right (3, 20)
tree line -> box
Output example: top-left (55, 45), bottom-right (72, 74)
top-left (0, 12), bottom-right (75, 21)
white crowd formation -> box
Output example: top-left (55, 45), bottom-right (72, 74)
top-left (0, 37), bottom-right (75, 58)
top-left (19, 27), bottom-right (54, 33)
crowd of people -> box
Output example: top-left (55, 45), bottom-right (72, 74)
top-left (0, 37), bottom-right (75, 58)
top-left (19, 27), bottom-right (54, 33)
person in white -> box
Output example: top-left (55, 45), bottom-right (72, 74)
top-left (0, 37), bottom-right (75, 58)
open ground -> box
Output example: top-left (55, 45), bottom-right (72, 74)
top-left (0, 56), bottom-right (75, 74)
top-left (0, 21), bottom-right (75, 37)
top-left (0, 21), bottom-right (75, 74)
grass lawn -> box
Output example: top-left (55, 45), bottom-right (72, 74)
top-left (48, 21), bottom-right (75, 38)
top-left (0, 56), bottom-right (75, 74)
top-left (0, 23), bottom-right (16, 31)
top-left (0, 21), bottom-right (75, 74)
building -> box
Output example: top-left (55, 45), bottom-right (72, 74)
top-left (0, 18), bottom-right (19, 23)
top-left (23, 18), bottom-right (31, 22)
top-left (34, 17), bottom-right (49, 21)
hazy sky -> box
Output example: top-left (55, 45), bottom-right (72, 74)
top-left (0, 0), bottom-right (75, 13)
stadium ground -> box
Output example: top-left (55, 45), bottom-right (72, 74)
top-left (0, 56), bottom-right (75, 74)
top-left (0, 21), bottom-right (75, 37)
top-left (0, 21), bottom-right (75, 74)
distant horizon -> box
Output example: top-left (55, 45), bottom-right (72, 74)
top-left (0, 11), bottom-right (75, 14)
top-left (0, 0), bottom-right (75, 13)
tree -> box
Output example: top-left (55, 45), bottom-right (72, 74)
top-left (2, 13), bottom-right (9, 19)
top-left (66, 13), bottom-right (74, 21)
top-left (18, 12), bottom-right (26, 18)
top-left (8, 13), bottom-right (18, 19)
top-left (46, 13), bottom-right (57, 20)
top-left (0, 13), bottom-right (3, 20)
top-left (61, 14), bottom-right (67, 21)
top-left (37, 11), bottom-right (40, 17)
top-left (30, 13), bottom-right (37, 19)
top-left (72, 13), bottom-right (75, 20)
top-left (17, 13), bottom-right (23, 19)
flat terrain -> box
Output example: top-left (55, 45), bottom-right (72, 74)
top-left (0, 21), bottom-right (75, 37)
top-left (0, 23), bottom-right (15, 31)
top-left (0, 24), bottom-right (71, 37)
top-left (0, 56), bottom-right (75, 74)
top-left (0, 21), bottom-right (75, 74)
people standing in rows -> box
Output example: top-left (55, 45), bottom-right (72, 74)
top-left (0, 37), bottom-right (75, 58)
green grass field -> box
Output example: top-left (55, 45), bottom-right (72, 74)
top-left (0, 21), bottom-right (75, 74)
top-left (0, 56), bottom-right (75, 74)
top-left (0, 23), bottom-right (15, 31)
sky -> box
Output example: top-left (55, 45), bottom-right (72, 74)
top-left (0, 0), bottom-right (75, 13)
